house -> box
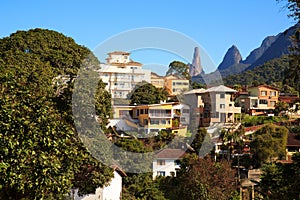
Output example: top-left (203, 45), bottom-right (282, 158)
top-left (150, 72), bottom-right (165, 88)
top-left (108, 102), bottom-right (190, 135)
top-left (99, 51), bottom-right (151, 99)
top-left (73, 166), bottom-right (126, 200)
top-left (286, 133), bottom-right (300, 160)
top-left (131, 102), bottom-right (190, 134)
top-left (237, 85), bottom-right (279, 115)
top-left (184, 85), bottom-right (241, 127)
top-left (164, 74), bottom-right (189, 96)
top-left (152, 148), bottom-right (186, 179)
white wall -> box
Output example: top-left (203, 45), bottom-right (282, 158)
top-left (74, 170), bottom-right (122, 200)
top-left (152, 159), bottom-right (180, 179)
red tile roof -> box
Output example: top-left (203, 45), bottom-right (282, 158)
top-left (287, 133), bottom-right (300, 147)
top-left (155, 148), bottom-right (186, 159)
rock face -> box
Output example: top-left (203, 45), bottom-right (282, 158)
top-left (217, 45), bottom-right (242, 70)
top-left (189, 47), bottom-right (203, 76)
top-left (245, 22), bottom-right (300, 71)
top-left (243, 35), bottom-right (278, 65)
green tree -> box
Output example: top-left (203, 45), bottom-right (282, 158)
top-left (259, 153), bottom-right (300, 199)
top-left (274, 101), bottom-right (289, 116)
top-left (128, 82), bottom-right (168, 105)
top-left (122, 173), bottom-right (166, 200)
top-left (250, 124), bottom-right (288, 166)
top-left (0, 29), bottom-right (113, 199)
top-left (159, 155), bottom-right (236, 200)
top-left (166, 61), bottom-right (191, 80)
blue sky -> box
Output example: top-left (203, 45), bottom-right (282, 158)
top-left (0, 0), bottom-right (296, 75)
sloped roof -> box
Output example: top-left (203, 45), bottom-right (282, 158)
top-left (205, 85), bottom-right (237, 93)
top-left (248, 84), bottom-right (279, 91)
top-left (287, 133), bottom-right (300, 147)
top-left (154, 148), bottom-right (186, 159)
top-left (108, 51), bottom-right (130, 55)
top-left (184, 88), bottom-right (206, 95)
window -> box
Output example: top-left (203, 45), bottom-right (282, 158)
top-left (261, 91), bottom-right (267, 96)
top-left (220, 93), bottom-right (225, 98)
top-left (270, 101), bottom-right (276, 107)
top-left (220, 104), bottom-right (225, 109)
top-left (259, 99), bottom-right (268, 104)
top-left (157, 171), bottom-right (165, 176)
top-left (174, 160), bottom-right (181, 165)
top-left (157, 160), bottom-right (165, 165)
top-left (150, 119), bottom-right (159, 125)
top-left (270, 91), bottom-right (277, 97)
top-left (183, 109), bottom-right (189, 113)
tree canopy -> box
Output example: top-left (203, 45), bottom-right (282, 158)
top-left (250, 124), bottom-right (288, 166)
top-left (128, 82), bottom-right (168, 105)
top-left (259, 153), bottom-right (300, 199)
top-left (0, 28), bottom-right (113, 199)
top-left (166, 61), bottom-right (191, 80)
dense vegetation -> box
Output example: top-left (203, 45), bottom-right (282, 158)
top-left (223, 56), bottom-right (289, 86)
top-left (0, 29), bottom-right (114, 199)
top-left (250, 124), bottom-right (289, 167)
top-left (128, 82), bottom-right (169, 105)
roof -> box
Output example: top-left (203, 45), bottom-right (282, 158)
top-left (108, 51), bottom-right (130, 55)
top-left (154, 148), bottom-right (186, 159)
top-left (184, 88), bottom-right (206, 95)
top-left (287, 133), bottom-right (300, 147)
top-left (112, 165), bottom-right (127, 177)
top-left (205, 85), bottom-right (237, 93)
top-left (279, 96), bottom-right (300, 104)
top-left (164, 74), bottom-right (187, 80)
top-left (151, 72), bottom-right (163, 78)
top-left (248, 84), bottom-right (279, 91)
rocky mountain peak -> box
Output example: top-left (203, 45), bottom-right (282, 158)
top-left (189, 47), bottom-right (203, 76)
top-left (217, 45), bottom-right (242, 70)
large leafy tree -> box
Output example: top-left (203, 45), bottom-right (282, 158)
top-left (128, 82), bottom-right (168, 105)
top-left (166, 61), bottom-right (191, 80)
top-left (0, 29), bottom-right (113, 199)
top-left (250, 124), bottom-right (288, 167)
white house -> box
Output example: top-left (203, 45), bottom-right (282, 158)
top-left (73, 166), bottom-right (126, 200)
top-left (152, 148), bottom-right (186, 179)
top-left (98, 51), bottom-right (151, 99)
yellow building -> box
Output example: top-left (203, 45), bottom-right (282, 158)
top-left (132, 103), bottom-right (173, 133)
top-left (164, 75), bottom-right (189, 96)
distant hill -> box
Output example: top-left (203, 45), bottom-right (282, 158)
top-left (223, 56), bottom-right (289, 86)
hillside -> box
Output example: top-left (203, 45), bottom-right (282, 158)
top-left (223, 56), bottom-right (289, 86)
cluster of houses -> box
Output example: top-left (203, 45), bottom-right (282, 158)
top-left (75, 51), bottom-right (300, 199)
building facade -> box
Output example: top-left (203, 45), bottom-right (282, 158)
top-left (236, 85), bottom-right (279, 115)
top-left (152, 148), bottom-right (186, 179)
top-left (150, 72), bottom-right (165, 88)
top-left (184, 85), bottom-right (241, 127)
top-left (164, 75), bottom-right (189, 96)
top-left (99, 51), bottom-right (151, 99)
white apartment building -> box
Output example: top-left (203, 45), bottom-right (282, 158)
top-left (99, 51), bottom-right (151, 99)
